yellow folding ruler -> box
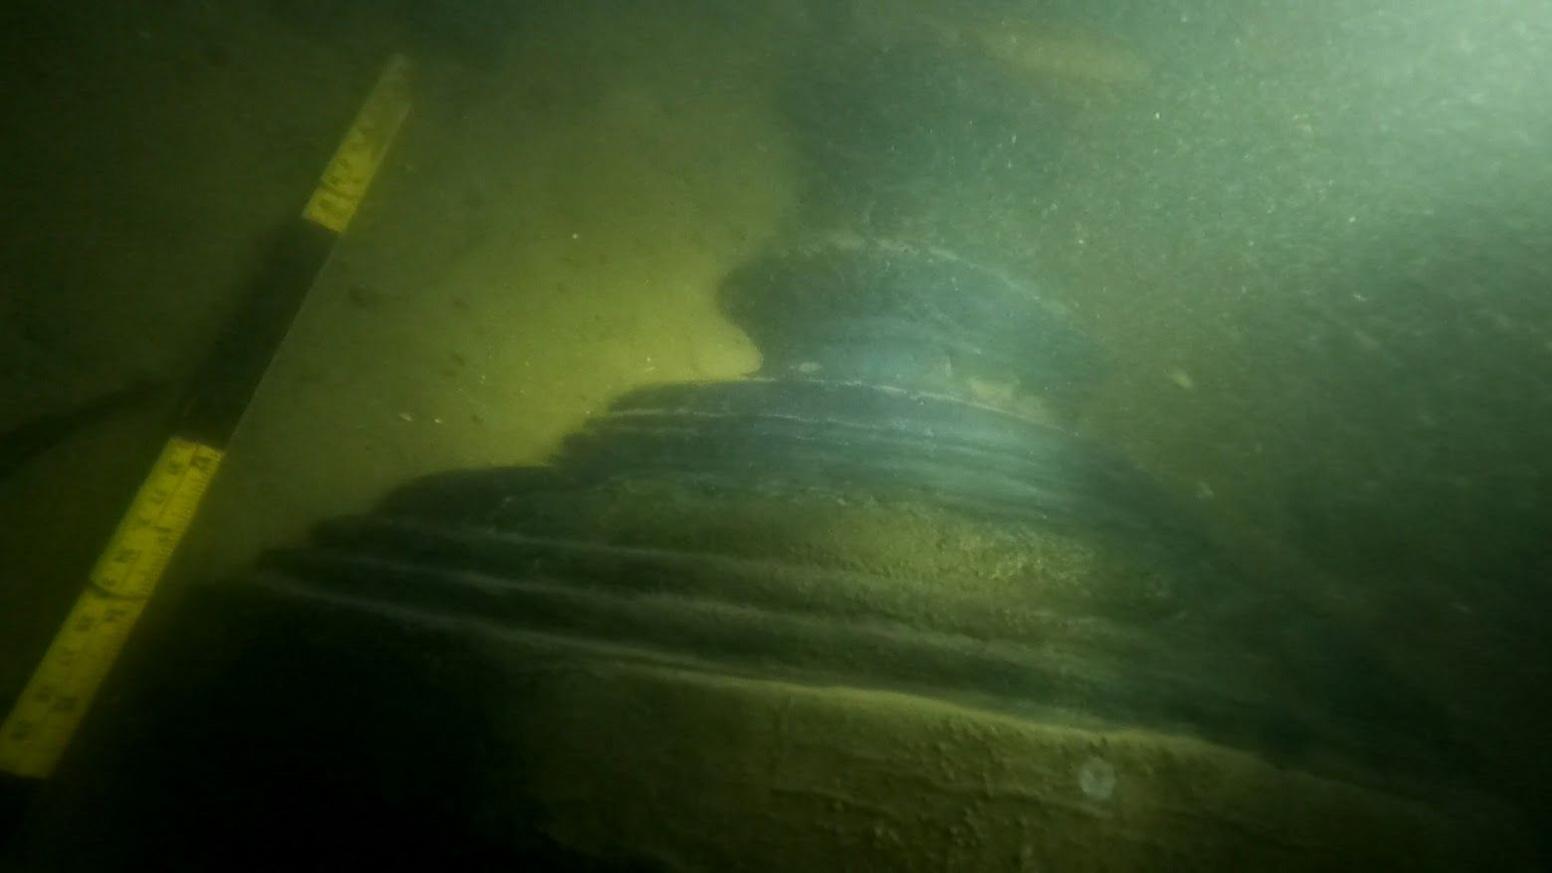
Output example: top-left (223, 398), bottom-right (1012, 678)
top-left (0, 53), bottom-right (413, 780)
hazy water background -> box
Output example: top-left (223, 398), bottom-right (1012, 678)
top-left (2, 0), bottom-right (1550, 848)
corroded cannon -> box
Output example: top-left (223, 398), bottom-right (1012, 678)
top-left (18, 237), bottom-right (1528, 872)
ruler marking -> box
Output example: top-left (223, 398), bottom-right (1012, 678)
top-left (302, 54), bottom-right (413, 234)
top-left (0, 439), bottom-right (220, 777)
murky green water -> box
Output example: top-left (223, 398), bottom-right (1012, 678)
top-left (3, 0), bottom-right (1550, 868)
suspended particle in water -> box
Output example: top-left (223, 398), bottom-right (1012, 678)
top-left (1076, 756), bottom-right (1117, 802)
